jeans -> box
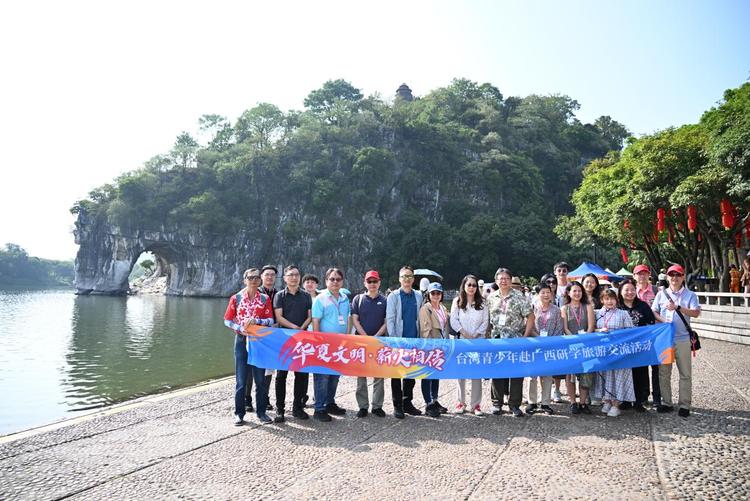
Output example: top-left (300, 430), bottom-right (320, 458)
top-left (276, 370), bottom-right (309, 413)
top-left (313, 374), bottom-right (340, 411)
top-left (421, 379), bottom-right (440, 404)
top-left (234, 335), bottom-right (268, 418)
top-left (391, 378), bottom-right (415, 409)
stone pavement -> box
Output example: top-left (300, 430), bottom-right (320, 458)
top-left (1, 338), bottom-right (748, 500)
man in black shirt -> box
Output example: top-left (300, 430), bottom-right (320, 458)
top-left (273, 265), bottom-right (312, 421)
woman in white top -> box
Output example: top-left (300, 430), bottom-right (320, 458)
top-left (449, 274), bottom-right (489, 415)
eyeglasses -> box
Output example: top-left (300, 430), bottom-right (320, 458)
top-left (328, 277), bottom-right (343, 282)
top-left (366, 279), bottom-right (379, 284)
top-left (285, 272), bottom-right (300, 277)
top-left (399, 275), bottom-right (414, 279)
top-left (244, 275), bottom-right (261, 280)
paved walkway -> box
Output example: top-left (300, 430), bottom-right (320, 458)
top-left (1, 338), bottom-right (748, 500)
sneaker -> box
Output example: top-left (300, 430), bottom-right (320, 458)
top-left (393, 408), bottom-right (405, 419)
top-left (540, 405), bottom-right (555, 415)
top-left (491, 404), bottom-right (501, 415)
top-left (234, 415), bottom-right (244, 426)
top-left (435, 401), bottom-right (448, 414)
top-left (601, 402), bottom-right (612, 414)
top-left (570, 403), bottom-right (581, 415)
top-left (313, 410), bottom-right (332, 422)
top-left (403, 401), bottom-right (423, 416)
top-left (325, 403), bottom-right (346, 416)
top-left (356, 408), bottom-right (368, 418)
top-left (633, 403), bottom-right (647, 413)
top-left (607, 406), bottom-right (621, 417)
top-left (426, 403), bottom-right (441, 418)
top-left (656, 405), bottom-right (674, 414)
top-left (525, 403), bottom-right (538, 415)
top-left (258, 413), bottom-right (273, 424)
top-left (372, 408), bottom-right (386, 418)
top-left (678, 408), bottom-right (690, 418)
top-left (245, 403), bottom-right (254, 412)
top-left (266, 403), bottom-right (274, 411)
top-left (510, 406), bottom-right (524, 417)
top-left (455, 403), bottom-right (466, 414)
top-left (580, 404), bottom-right (592, 415)
top-left (553, 389), bottom-right (563, 403)
top-left (591, 399), bottom-right (602, 406)
top-left (473, 405), bottom-right (483, 416)
top-left (292, 409), bottom-right (309, 420)
top-left (273, 413), bottom-right (285, 423)
top-left (619, 401), bottom-right (632, 410)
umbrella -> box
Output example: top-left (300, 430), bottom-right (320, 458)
top-left (413, 268), bottom-right (443, 281)
top-left (567, 261), bottom-right (624, 283)
top-left (616, 267), bottom-right (633, 277)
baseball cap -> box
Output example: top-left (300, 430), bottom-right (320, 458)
top-left (364, 270), bottom-right (380, 281)
top-left (667, 264), bottom-right (685, 276)
top-left (261, 265), bottom-right (278, 274)
top-left (427, 282), bottom-right (443, 293)
top-left (633, 264), bottom-right (650, 275)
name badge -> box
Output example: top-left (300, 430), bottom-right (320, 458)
top-left (338, 315), bottom-right (346, 326)
top-left (540, 330), bottom-right (548, 337)
top-left (498, 314), bottom-right (507, 325)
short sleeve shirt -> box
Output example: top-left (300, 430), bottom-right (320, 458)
top-left (273, 288), bottom-right (312, 328)
top-left (652, 287), bottom-right (700, 343)
top-left (487, 288), bottom-right (532, 338)
top-left (312, 290), bottom-right (351, 334)
top-left (351, 293), bottom-right (387, 335)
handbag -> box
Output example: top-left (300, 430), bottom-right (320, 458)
top-left (674, 308), bottom-right (701, 354)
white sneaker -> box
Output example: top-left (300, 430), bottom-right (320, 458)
top-left (455, 403), bottom-right (466, 414)
top-left (553, 389), bottom-right (563, 403)
top-left (591, 399), bottom-right (602, 406)
top-left (491, 404), bottom-right (501, 414)
top-left (473, 405), bottom-right (483, 416)
top-left (607, 406), bottom-right (621, 417)
top-left (601, 402), bottom-right (612, 414)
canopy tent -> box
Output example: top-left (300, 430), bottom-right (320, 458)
top-left (616, 267), bottom-right (633, 277)
top-left (567, 262), bottom-right (624, 283)
top-left (413, 268), bottom-right (443, 281)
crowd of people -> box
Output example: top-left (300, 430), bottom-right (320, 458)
top-left (224, 262), bottom-right (701, 426)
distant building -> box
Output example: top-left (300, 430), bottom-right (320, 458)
top-left (396, 83), bottom-right (413, 101)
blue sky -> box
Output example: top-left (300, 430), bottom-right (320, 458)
top-left (0, 0), bottom-right (748, 260)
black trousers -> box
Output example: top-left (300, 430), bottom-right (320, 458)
top-left (650, 364), bottom-right (662, 405)
top-left (632, 366), bottom-right (650, 404)
top-left (491, 377), bottom-right (523, 408)
top-left (491, 379), bottom-right (510, 406)
top-left (391, 378), bottom-right (415, 409)
top-left (275, 370), bottom-right (309, 413)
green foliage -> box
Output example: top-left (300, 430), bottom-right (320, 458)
top-left (0, 243), bottom-right (73, 286)
top-left (701, 82), bottom-right (750, 179)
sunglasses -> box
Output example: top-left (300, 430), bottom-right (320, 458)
top-left (366, 279), bottom-right (379, 284)
top-left (668, 273), bottom-right (684, 277)
top-left (328, 277), bottom-right (343, 282)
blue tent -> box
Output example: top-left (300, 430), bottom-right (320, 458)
top-left (567, 262), bottom-right (624, 283)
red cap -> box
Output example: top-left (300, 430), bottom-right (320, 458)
top-left (364, 270), bottom-right (380, 281)
top-left (633, 264), bottom-right (650, 275)
top-left (667, 264), bottom-right (685, 275)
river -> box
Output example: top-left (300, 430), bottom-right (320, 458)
top-left (0, 288), bottom-right (233, 436)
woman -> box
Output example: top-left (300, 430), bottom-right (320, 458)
top-left (310, 267), bottom-right (351, 422)
top-left (592, 288), bottom-right (635, 417)
top-left (449, 274), bottom-right (489, 415)
top-left (618, 278), bottom-right (657, 412)
top-left (223, 268), bottom-right (275, 426)
top-left (582, 273), bottom-right (602, 309)
top-left (729, 264), bottom-right (741, 293)
top-left (743, 257), bottom-right (750, 294)
top-left (419, 282), bottom-right (449, 418)
top-left (527, 282), bottom-right (564, 415)
top-left (538, 273), bottom-right (564, 402)
top-left (561, 281), bottom-right (596, 414)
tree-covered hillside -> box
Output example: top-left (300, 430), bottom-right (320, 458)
top-left (71, 79), bottom-right (628, 284)
top-left (0, 244), bottom-right (73, 286)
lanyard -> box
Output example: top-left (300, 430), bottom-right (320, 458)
top-left (601, 308), bottom-right (617, 330)
top-left (569, 303), bottom-right (583, 330)
top-left (327, 292), bottom-right (344, 315)
top-left (537, 305), bottom-right (550, 330)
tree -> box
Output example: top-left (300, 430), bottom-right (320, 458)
top-left (171, 132), bottom-right (199, 169)
top-left (235, 103), bottom-right (284, 148)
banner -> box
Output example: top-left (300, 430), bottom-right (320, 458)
top-left (232, 322), bottom-right (675, 379)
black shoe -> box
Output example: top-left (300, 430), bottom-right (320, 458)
top-left (356, 408), bottom-right (368, 418)
top-left (403, 401), bottom-right (423, 416)
top-left (510, 406), bottom-right (524, 417)
top-left (245, 403), bottom-right (254, 412)
top-left (258, 413), bottom-right (273, 424)
top-left (657, 405), bottom-right (674, 413)
top-left (372, 408), bottom-right (386, 418)
top-left (580, 404), bottom-right (592, 414)
top-left (435, 401), bottom-right (448, 414)
top-left (234, 415), bottom-right (244, 426)
top-left (678, 408), bottom-right (690, 418)
top-left (426, 403), bottom-right (441, 418)
top-left (313, 410), bottom-right (332, 422)
top-left (266, 403), bottom-right (274, 411)
top-left (274, 413), bottom-right (285, 423)
top-left (570, 403), bottom-right (581, 414)
top-left (619, 401), bottom-right (633, 410)
top-left (634, 403), bottom-right (647, 413)
top-left (325, 403), bottom-right (346, 416)
top-left (540, 405), bottom-right (555, 415)
top-left (525, 404), bottom-right (538, 415)
top-left (492, 407), bottom-right (504, 416)
top-left (292, 409), bottom-right (309, 420)
top-left (394, 408), bottom-right (405, 419)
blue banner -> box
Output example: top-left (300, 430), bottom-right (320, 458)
top-left (238, 323), bottom-right (675, 379)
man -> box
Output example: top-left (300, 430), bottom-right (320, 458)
top-left (487, 267), bottom-right (535, 417)
top-left (554, 261), bottom-right (569, 307)
top-left (386, 265), bottom-right (424, 419)
top-left (633, 263), bottom-right (660, 407)
top-left (311, 267), bottom-right (351, 421)
top-left (351, 270), bottom-right (387, 418)
top-left (302, 273), bottom-right (320, 301)
top-left (247, 264), bottom-right (279, 411)
top-left (511, 276), bottom-right (523, 291)
top-left (652, 264), bottom-right (701, 418)
top-left (273, 265), bottom-right (312, 421)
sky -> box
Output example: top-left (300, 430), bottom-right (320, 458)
top-left (1, 0), bottom-right (748, 261)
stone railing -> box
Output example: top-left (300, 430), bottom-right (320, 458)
top-left (691, 292), bottom-right (750, 345)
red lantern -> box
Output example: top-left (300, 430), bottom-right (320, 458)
top-left (720, 199), bottom-right (734, 230)
top-left (687, 205), bottom-right (698, 232)
top-left (656, 208), bottom-right (666, 232)
top-left (620, 247), bottom-right (629, 264)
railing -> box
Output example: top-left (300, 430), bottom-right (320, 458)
top-left (691, 292), bottom-right (750, 345)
